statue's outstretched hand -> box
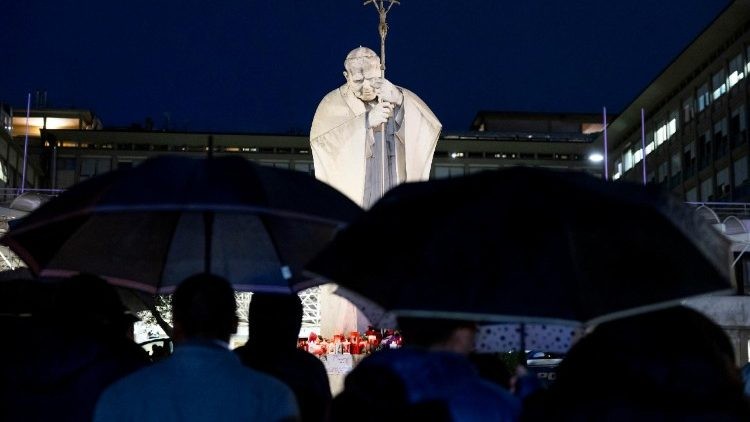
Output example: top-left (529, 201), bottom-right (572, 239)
top-left (367, 101), bottom-right (394, 128)
top-left (374, 78), bottom-right (403, 106)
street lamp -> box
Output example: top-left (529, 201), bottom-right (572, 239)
top-left (588, 153), bottom-right (604, 163)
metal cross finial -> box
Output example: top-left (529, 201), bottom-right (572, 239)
top-left (363, 0), bottom-right (400, 77)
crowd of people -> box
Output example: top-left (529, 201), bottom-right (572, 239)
top-left (2, 271), bottom-right (750, 421)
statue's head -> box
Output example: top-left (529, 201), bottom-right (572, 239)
top-left (343, 47), bottom-right (381, 102)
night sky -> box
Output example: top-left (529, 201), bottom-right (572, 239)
top-left (4, 1), bottom-right (731, 134)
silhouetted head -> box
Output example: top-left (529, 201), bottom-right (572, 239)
top-left (172, 273), bottom-right (238, 343)
top-left (56, 273), bottom-right (138, 336)
top-left (246, 292), bottom-right (303, 350)
top-left (397, 316), bottom-right (477, 355)
top-left (538, 306), bottom-right (750, 420)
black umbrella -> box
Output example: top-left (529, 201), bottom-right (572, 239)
top-left (306, 167), bottom-right (733, 327)
top-left (1, 155), bottom-right (362, 294)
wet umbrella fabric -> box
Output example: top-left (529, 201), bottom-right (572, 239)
top-left (307, 167), bottom-right (733, 327)
top-left (1, 155), bottom-right (362, 294)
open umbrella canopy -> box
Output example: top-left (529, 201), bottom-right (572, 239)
top-left (307, 167), bottom-right (733, 327)
top-left (1, 155), bottom-right (362, 294)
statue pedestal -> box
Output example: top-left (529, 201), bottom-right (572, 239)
top-left (319, 283), bottom-right (369, 339)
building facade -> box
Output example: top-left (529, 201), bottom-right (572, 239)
top-left (597, 0), bottom-right (750, 364)
top-left (29, 110), bottom-right (605, 190)
top-left (0, 103), bottom-right (43, 198)
top-left (600, 0), bottom-right (750, 203)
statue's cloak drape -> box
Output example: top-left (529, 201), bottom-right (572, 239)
top-left (310, 84), bottom-right (441, 206)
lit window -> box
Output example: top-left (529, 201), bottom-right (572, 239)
top-left (712, 69), bottom-right (727, 100)
top-left (616, 161), bottom-right (623, 174)
top-left (655, 124), bottom-right (667, 146)
top-left (623, 149), bottom-right (633, 171)
top-left (633, 148), bottom-right (643, 164)
top-left (645, 142), bottom-right (655, 155)
top-left (697, 84), bottom-right (710, 112)
top-left (667, 110), bottom-right (678, 138)
top-left (729, 53), bottom-right (744, 89)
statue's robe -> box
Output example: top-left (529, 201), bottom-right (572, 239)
top-left (310, 84), bottom-right (441, 337)
top-left (310, 84), bottom-right (441, 208)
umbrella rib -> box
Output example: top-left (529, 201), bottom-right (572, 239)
top-left (392, 309), bottom-right (585, 327)
top-left (256, 214), bottom-right (291, 285)
top-left (93, 204), bottom-right (348, 227)
top-left (583, 289), bottom-right (735, 327)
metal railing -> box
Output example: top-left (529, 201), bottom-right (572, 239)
top-left (0, 188), bottom-right (63, 204)
top-left (686, 202), bottom-right (750, 220)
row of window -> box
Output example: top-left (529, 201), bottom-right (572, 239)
top-left (615, 105), bottom-right (747, 181)
top-left (436, 151), bottom-right (583, 161)
top-left (56, 154), bottom-right (592, 190)
top-left (56, 139), bottom-right (592, 166)
top-left (680, 156), bottom-right (749, 202)
top-left (53, 141), bottom-right (314, 156)
top-left (612, 46), bottom-right (750, 180)
top-left (614, 105), bottom-right (748, 180)
top-left (645, 154), bottom-right (748, 202)
top-left (55, 156), bottom-right (317, 188)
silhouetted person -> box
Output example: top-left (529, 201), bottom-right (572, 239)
top-left (94, 273), bottom-right (299, 421)
top-left (0, 273), bottom-right (149, 422)
top-left (469, 352), bottom-right (513, 390)
top-left (150, 344), bottom-right (162, 358)
top-left (332, 317), bottom-right (521, 421)
top-left (523, 306), bottom-right (750, 421)
top-left (235, 292), bottom-right (332, 422)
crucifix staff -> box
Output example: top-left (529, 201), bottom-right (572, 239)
top-left (364, 0), bottom-right (399, 198)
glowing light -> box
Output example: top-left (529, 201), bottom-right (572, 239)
top-left (588, 153), bottom-right (604, 163)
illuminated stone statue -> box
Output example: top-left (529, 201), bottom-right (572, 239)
top-left (310, 47), bottom-right (442, 208)
top-left (310, 47), bottom-right (441, 338)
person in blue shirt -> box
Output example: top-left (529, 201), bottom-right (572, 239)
top-left (332, 317), bottom-right (521, 421)
top-left (94, 273), bottom-right (299, 422)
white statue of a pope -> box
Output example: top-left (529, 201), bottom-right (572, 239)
top-left (310, 46), bottom-right (442, 208)
top-left (310, 47), bottom-right (442, 338)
